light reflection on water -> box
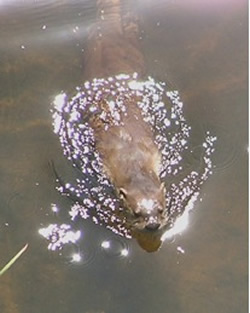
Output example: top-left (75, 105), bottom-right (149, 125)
top-left (0, 1), bottom-right (247, 313)
top-left (39, 73), bottom-right (216, 253)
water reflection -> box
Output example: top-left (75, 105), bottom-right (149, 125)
top-left (100, 237), bottom-right (129, 258)
top-left (39, 73), bottom-right (216, 253)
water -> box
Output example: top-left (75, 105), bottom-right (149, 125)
top-left (41, 73), bottom-right (215, 252)
top-left (0, 1), bottom-right (247, 313)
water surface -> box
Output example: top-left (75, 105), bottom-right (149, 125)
top-left (0, 1), bottom-right (247, 313)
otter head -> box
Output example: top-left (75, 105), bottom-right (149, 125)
top-left (119, 175), bottom-right (166, 232)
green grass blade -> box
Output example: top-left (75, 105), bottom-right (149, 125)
top-left (0, 243), bottom-right (28, 276)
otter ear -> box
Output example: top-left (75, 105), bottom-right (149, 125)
top-left (119, 188), bottom-right (127, 199)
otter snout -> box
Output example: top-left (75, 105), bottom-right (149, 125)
top-left (145, 221), bottom-right (161, 230)
top-left (126, 195), bottom-right (165, 231)
top-left (136, 198), bottom-right (165, 231)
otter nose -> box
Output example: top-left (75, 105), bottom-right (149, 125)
top-left (145, 222), bottom-right (160, 231)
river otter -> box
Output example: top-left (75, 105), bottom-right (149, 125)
top-left (81, 0), bottom-right (167, 233)
top-left (89, 89), bottom-right (166, 231)
top-left (47, 0), bottom-right (216, 252)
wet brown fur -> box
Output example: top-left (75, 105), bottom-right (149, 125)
top-left (84, 0), bottom-right (166, 234)
top-left (89, 95), bottom-right (166, 230)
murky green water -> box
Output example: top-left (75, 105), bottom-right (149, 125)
top-left (0, 1), bottom-right (247, 313)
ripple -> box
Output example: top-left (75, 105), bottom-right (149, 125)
top-left (42, 74), bottom-right (216, 252)
top-left (184, 120), bottom-right (240, 173)
top-left (66, 242), bottom-right (97, 268)
top-left (100, 235), bottom-right (130, 260)
top-left (202, 123), bottom-right (240, 172)
top-left (211, 130), bottom-right (240, 172)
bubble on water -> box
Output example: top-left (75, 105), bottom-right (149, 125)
top-left (41, 73), bottom-right (216, 250)
top-left (101, 240), bottom-right (111, 249)
top-left (100, 236), bottom-right (130, 259)
top-left (71, 253), bottom-right (82, 263)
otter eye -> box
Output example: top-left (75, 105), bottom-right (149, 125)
top-left (133, 211), bottom-right (141, 218)
top-left (133, 208), bottom-right (141, 218)
top-left (119, 188), bottom-right (127, 199)
top-left (158, 207), bottom-right (164, 214)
